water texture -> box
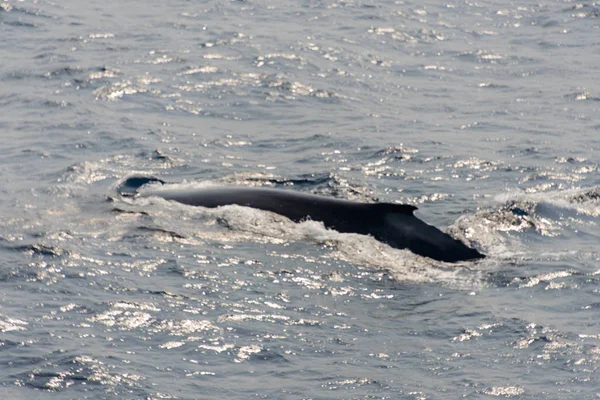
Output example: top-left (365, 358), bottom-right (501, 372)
top-left (1, 0), bottom-right (599, 398)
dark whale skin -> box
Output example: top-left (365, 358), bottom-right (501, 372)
top-left (118, 176), bottom-right (484, 263)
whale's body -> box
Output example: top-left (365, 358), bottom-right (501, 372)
top-left (118, 177), bottom-right (484, 263)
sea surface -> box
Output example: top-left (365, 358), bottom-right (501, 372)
top-left (1, 0), bottom-right (600, 398)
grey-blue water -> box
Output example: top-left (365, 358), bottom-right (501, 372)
top-left (1, 0), bottom-right (599, 398)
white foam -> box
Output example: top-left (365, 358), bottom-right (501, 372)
top-left (129, 196), bottom-right (487, 289)
top-left (138, 179), bottom-right (221, 196)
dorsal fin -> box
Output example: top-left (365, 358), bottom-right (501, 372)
top-left (371, 202), bottom-right (417, 215)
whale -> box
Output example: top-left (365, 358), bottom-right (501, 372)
top-left (117, 176), bottom-right (484, 263)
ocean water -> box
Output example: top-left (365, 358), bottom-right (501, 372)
top-left (1, 0), bottom-right (600, 398)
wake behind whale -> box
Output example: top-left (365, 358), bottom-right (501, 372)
top-left (117, 176), bottom-right (484, 263)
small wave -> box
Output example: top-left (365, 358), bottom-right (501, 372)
top-left (496, 186), bottom-right (600, 217)
top-left (4, 243), bottom-right (67, 258)
top-left (449, 186), bottom-right (600, 263)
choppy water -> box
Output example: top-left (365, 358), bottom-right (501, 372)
top-left (1, 0), bottom-right (600, 398)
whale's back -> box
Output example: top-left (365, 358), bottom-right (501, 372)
top-left (117, 176), bottom-right (484, 262)
top-left (376, 212), bottom-right (484, 262)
